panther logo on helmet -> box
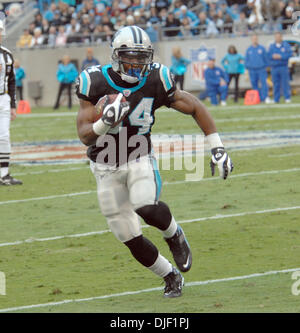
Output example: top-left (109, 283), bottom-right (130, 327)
top-left (111, 26), bottom-right (154, 84)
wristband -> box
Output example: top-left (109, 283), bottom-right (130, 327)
top-left (206, 133), bottom-right (224, 150)
top-left (92, 118), bottom-right (110, 136)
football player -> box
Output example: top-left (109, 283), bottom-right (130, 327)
top-left (76, 26), bottom-right (233, 298)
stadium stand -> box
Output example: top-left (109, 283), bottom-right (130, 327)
top-left (11, 0), bottom-right (300, 49)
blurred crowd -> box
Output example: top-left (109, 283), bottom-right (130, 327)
top-left (16, 0), bottom-right (300, 49)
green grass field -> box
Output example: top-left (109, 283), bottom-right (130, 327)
top-left (0, 98), bottom-right (300, 313)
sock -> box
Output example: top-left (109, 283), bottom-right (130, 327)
top-left (0, 167), bottom-right (9, 178)
top-left (147, 253), bottom-right (173, 278)
top-left (161, 216), bottom-right (178, 239)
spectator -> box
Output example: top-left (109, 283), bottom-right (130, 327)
top-left (195, 11), bottom-right (218, 36)
top-left (164, 11), bottom-right (181, 37)
top-left (101, 14), bottom-right (114, 31)
top-left (267, 32), bottom-right (293, 103)
top-left (14, 59), bottom-right (26, 101)
top-left (170, 46), bottom-right (191, 90)
top-left (52, 10), bottom-right (63, 27)
top-left (261, 0), bottom-right (281, 32)
top-left (30, 27), bottom-right (45, 48)
top-left (55, 25), bottom-right (68, 47)
top-left (133, 10), bottom-right (147, 27)
top-left (177, 5), bottom-right (200, 33)
top-left (180, 16), bottom-right (193, 37)
top-left (34, 12), bottom-right (43, 28)
top-left (247, 0), bottom-right (265, 30)
top-left (145, 22), bottom-right (159, 42)
top-left (102, 24), bottom-right (114, 43)
top-left (66, 17), bottom-right (81, 35)
top-left (16, 29), bottom-right (33, 48)
top-left (154, 0), bottom-right (170, 13)
top-left (80, 14), bottom-right (94, 33)
top-left (233, 11), bottom-right (249, 36)
top-left (28, 22), bottom-right (36, 36)
top-left (149, 7), bottom-right (161, 25)
top-left (221, 45), bottom-right (244, 103)
top-left (126, 15), bottom-right (135, 26)
top-left (41, 18), bottom-right (50, 35)
top-left (245, 34), bottom-right (270, 103)
top-left (282, 6), bottom-right (294, 31)
top-left (81, 47), bottom-right (100, 71)
top-left (204, 57), bottom-right (228, 106)
top-left (43, 2), bottom-right (57, 22)
top-left (47, 25), bottom-right (57, 47)
top-left (53, 55), bottom-right (78, 109)
top-left (67, 24), bottom-right (82, 44)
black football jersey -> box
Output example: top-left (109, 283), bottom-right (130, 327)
top-left (76, 63), bottom-right (176, 166)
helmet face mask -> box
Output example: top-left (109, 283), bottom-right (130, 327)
top-left (111, 26), bottom-right (154, 83)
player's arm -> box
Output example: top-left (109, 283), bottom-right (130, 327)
top-left (77, 99), bottom-right (100, 146)
top-left (170, 90), bottom-right (233, 179)
top-left (77, 93), bottom-right (130, 146)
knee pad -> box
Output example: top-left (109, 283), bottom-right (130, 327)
top-left (124, 235), bottom-right (158, 267)
top-left (135, 201), bottom-right (172, 231)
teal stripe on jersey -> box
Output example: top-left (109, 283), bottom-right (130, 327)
top-left (102, 65), bottom-right (147, 93)
top-left (80, 71), bottom-right (88, 95)
top-left (162, 66), bottom-right (172, 91)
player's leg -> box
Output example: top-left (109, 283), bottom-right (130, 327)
top-left (91, 161), bottom-right (183, 297)
top-left (218, 85), bottom-right (228, 104)
top-left (258, 69), bottom-right (269, 102)
top-left (53, 83), bottom-right (65, 109)
top-left (128, 155), bottom-right (192, 273)
top-left (281, 67), bottom-right (291, 102)
top-left (271, 68), bottom-right (281, 103)
top-left (0, 95), bottom-right (22, 185)
top-left (208, 88), bottom-right (219, 105)
top-left (67, 83), bottom-right (72, 109)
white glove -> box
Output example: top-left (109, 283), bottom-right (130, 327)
top-left (101, 93), bottom-right (130, 127)
top-left (210, 147), bottom-right (233, 180)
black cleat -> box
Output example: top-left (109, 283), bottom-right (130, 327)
top-left (165, 226), bottom-right (192, 272)
top-left (163, 267), bottom-right (184, 298)
top-left (0, 174), bottom-right (23, 186)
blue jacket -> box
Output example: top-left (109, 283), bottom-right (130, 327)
top-left (221, 53), bottom-right (244, 74)
top-left (14, 67), bottom-right (26, 87)
top-left (56, 63), bottom-right (78, 84)
top-left (245, 44), bottom-right (268, 70)
top-left (81, 57), bottom-right (100, 71)
top-left (170, 56), bottom-right (191, 76)
top-left (267, 41), bottom-right (293, 68)
top-left (204, 66), bottom-right (228, 88)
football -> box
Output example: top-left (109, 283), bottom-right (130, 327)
top-left (93, 94), bottom-right (128, 127)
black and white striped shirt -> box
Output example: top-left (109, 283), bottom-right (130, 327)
top-left (0, 45), bottom-right (16, 108)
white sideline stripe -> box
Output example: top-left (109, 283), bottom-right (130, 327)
top-left (1, 167), bottom-right (299, 206)
top-left (0, 205), bottom-right (300, 248)
top-left (164, 167), bottom-right (300, 185)
top-left (13, 166), bottom-right (89, 177)
top-left (0, 267), bottom-right (299, 313)
top-left (0, 191), bottom-right (95, 206)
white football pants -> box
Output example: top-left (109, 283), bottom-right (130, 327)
top-left (90, 154), bottom-right (162, 243)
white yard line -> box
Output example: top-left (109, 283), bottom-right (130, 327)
top-left (0, 205), bottom-right (299, 248)
top-left (0, 267), bottom-right (298, 313)
top-left (13, 166), bottom-right (89, 177)
top-left (1, 167), bottom-right (300, 206)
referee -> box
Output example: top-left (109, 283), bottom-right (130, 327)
top-left (0, 19), bottom-right (22, 185)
